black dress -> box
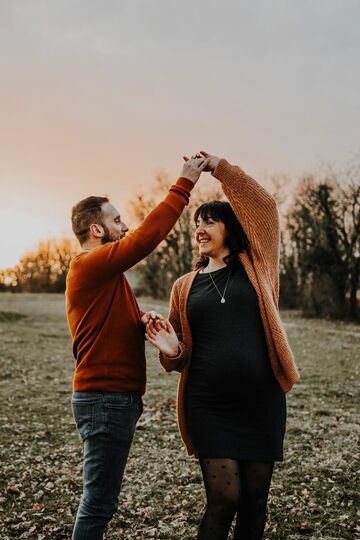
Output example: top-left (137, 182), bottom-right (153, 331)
top-left (184, 263), bottom-right (286, 461)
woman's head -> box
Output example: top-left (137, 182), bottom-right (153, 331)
top-left (194, 201), bottom-right (249, 269)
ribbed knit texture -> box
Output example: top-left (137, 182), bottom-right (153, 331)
top-left (159, 160), bottom-right (300, 455)
top-left (66, 177), bottom-right (194, 395)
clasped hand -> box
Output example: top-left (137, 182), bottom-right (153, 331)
top-left (145, 319), bottom-right (180, 358)
top-left (180, 150), bottom-right (221, 183)
top-left (141, 311), bottom-right (165, 326)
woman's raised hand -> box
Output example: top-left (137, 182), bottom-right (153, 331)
top-left (180, 156), bottom-right (210, 185)
top-left (183, 151), bottom-right (221, 173)
top-left (145, 320), bottom-right (180, 358)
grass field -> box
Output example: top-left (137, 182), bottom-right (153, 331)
top-left (0, 292), bottom-right (359, 539)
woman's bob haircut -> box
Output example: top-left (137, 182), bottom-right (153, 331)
top-left (193, 200), bottom-right (249, 270)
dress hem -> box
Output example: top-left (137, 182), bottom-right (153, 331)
top-left (193, 452), bottom-right (284, 462)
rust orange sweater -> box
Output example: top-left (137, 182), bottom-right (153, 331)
top-left (159, 160), bottom-right (300, 455)
top-left (66, 177), bottom-right (194, 394)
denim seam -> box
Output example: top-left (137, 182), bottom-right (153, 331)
top-left (102, 393), bottom-right (133, 410)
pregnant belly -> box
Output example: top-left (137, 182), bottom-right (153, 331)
top-left (187, 351), bottom-right (275, 397)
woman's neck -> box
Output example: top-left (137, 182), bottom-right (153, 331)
top-left (202, 257), bottom-right (228, 273)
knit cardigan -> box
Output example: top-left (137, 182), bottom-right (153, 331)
top-left (159, 159), bottom-right (300, 456)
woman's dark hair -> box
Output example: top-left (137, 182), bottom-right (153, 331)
top-left (193, 200), bottom-right (249, 270)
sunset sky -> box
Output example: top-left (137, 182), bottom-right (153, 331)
top-left (1, 1), bottom-right (359, 269)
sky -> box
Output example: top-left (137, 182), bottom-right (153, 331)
top-left (0, 0), bottom-right (359, 269)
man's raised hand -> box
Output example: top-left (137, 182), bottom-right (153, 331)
top-left (183, 151), bottom-right (221, 173)
top-left (180, 156), bottom-right (210, 185)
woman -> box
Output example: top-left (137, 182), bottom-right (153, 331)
top-left (146, 151), bottom-right (300, 539)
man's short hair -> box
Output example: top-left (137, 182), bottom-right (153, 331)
top-left (71, 196), bottom-right (109, 245)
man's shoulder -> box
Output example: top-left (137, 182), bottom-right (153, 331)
top-left (66, 252), bottom-right (107, 291)
top-left (66, 253), bottom-right (84, 281)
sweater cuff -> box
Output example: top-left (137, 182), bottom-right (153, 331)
top-left (212, 159), bottom-right (246, 182)
top-left (169, 177), bottom-right (194, 204)
top-left (160, 341), bottom-right (185, 362)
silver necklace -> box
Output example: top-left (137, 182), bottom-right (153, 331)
top-left (202, 268), bottom-right (231, 304)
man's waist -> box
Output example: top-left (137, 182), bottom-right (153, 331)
top-left (72, 377), bottom-right (146, 396)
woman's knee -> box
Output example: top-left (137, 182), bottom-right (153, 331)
top-left (207, 487), bottom-right (240, 514)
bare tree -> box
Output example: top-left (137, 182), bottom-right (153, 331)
top-left (286, 169), bottom-right (359, 320)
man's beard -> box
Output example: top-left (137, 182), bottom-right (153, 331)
top-left (101, 224), bottom-right (117, 245)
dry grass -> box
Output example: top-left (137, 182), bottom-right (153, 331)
top-left (0, 293), bottom-right (359, 539)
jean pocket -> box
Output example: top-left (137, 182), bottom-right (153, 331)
top-left (72, 401), bottom-right (94, 442)
top-left (103, 393), bottom-right (133, 410)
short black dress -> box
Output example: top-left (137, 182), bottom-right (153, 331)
top-left (184, 263), bottom-right (286, 461)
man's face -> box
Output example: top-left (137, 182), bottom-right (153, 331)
top-left (100, 202), bottom-right (129, 244)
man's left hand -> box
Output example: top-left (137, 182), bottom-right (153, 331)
top-left (141, 311), bottom-right (165, 327)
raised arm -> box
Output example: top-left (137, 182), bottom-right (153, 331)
top-left (214, 160), bottom-right (279, 265)
top-left (79, 158), bottom-right (209, 282)
top-left (196, 151), bottom-right (280, 294)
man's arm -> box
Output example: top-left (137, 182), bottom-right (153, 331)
top-left (79, 158), bottom-right (209, 281)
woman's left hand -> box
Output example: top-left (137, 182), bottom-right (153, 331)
top-left (145, 320), bottom-right (180, 357)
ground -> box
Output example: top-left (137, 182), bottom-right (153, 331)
top-left (0, 292), bottom-right (359, 539)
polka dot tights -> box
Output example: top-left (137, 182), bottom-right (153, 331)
top-left (197, 458), bottom-right (274, 540)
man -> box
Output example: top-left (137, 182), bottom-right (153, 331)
top-left (66, 156), bottom-right (209, 539)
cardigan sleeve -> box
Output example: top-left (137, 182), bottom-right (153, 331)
top-left (159, 280), bottom-right (190, 373)
top-left (212, 159), bottom-right (280, 300)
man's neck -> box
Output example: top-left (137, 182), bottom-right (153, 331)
top-left (81, 241), bottom-right (101, 252)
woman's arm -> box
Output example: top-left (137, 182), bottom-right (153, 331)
top-left (146, 281), bottom-right (189, 373)
top-left (197, 151), bottom-right (280, 297)
top-left (213, 160), bottom-right (279, 265)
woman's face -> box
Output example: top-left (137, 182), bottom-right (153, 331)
top-left (195, 215), bottom-right (229, 259)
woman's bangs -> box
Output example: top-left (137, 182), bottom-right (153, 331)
top-left (194, 203), bottom-right (221, 223)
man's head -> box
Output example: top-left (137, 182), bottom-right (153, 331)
top-left (71, 196), bottom-right (129, 247)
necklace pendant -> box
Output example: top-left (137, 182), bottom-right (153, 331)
top-left (221, 297), bottom-right (226, 304)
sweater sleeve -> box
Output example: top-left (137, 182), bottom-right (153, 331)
top-left (212, 159), bottom-right (280, 297)
top-left (159, 280), bottom-right (189, 373)
top-left (79, 178), bottom-right (194, 281)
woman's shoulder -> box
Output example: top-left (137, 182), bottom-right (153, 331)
top-left (172, 270), bottom-right (198, 290)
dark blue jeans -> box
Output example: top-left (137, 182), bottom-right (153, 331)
top-left (71, 391), bottom-right (143, 540)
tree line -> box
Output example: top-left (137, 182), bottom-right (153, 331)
top-left (0, 238), bottom-right (78, 293)
top-left (1, 168), bottom-right (359, 321)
